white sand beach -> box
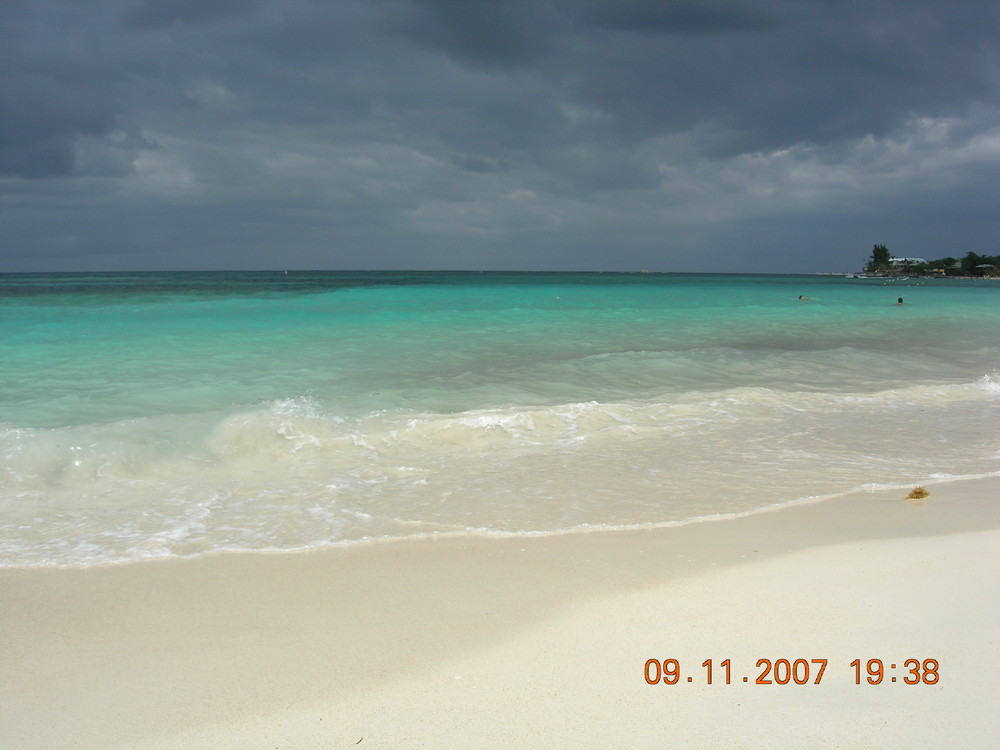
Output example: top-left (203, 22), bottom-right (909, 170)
top-left (2, 476), bottom-right (999, 749)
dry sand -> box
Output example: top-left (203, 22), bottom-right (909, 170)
top-left (2, 476), bottom-right (999, 748)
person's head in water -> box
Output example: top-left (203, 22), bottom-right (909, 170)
top-left (896, 297), bottom-right (904, 305)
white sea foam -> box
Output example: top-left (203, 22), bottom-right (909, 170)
top-left (2, 373), bottom-right (999, 567)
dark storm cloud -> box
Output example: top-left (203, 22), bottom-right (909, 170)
top-left (0, 3), bottom-right (123, 178)
top-left (0, 78), bottom-right (117, 178)
top-left (381, 0), bottom-right (1000, 153)
top-left (566, 0), bottom-right (998, 154)
top-left (1, 0), bottom-right (999, 271)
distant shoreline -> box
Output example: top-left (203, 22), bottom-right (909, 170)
top-left (844, 273), bottom-right (1000, 281)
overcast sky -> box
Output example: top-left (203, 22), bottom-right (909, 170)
top-left (2, 0), bottom-right (999, 273)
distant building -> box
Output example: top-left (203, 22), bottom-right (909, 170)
top-left (889, 257), bottom-right (927, 267)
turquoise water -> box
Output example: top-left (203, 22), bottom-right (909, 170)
top-left (2, 271), bottom-right (999, 566)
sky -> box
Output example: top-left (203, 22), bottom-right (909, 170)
top-left (2, 0), bottom-right (1000, 273)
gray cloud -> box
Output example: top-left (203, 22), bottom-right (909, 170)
top-left (383, 0), bottom-right (562, 69)
top-left (585, 0), bottom-right (782, 35)
top-left (123, 0), bottom-right (264, 29)
top-left (1, 0), bottom-right (999, 272)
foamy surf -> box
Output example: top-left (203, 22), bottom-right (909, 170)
top-left (3, 373), bottom-right (999, 567)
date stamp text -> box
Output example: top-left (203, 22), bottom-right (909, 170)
top-left (644, 658), bottom-right (939, 686)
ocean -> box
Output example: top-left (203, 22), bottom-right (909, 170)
top-left (2, 271), bottom-right (998, 567)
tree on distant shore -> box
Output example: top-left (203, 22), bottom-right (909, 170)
top-left (961, 251), bottom-right (986, 274)
top-left (937, 257), bottom-right (957, 271)
top-left (866, 244), bottom-right (891, 271)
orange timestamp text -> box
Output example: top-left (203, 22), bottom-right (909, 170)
top-left (644, 658), bottom-right (939, 686)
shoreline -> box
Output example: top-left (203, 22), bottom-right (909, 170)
top-left (5, 471), bottom-right (998, 572)
top-left (3, 475), bottom-right (1000, 748)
